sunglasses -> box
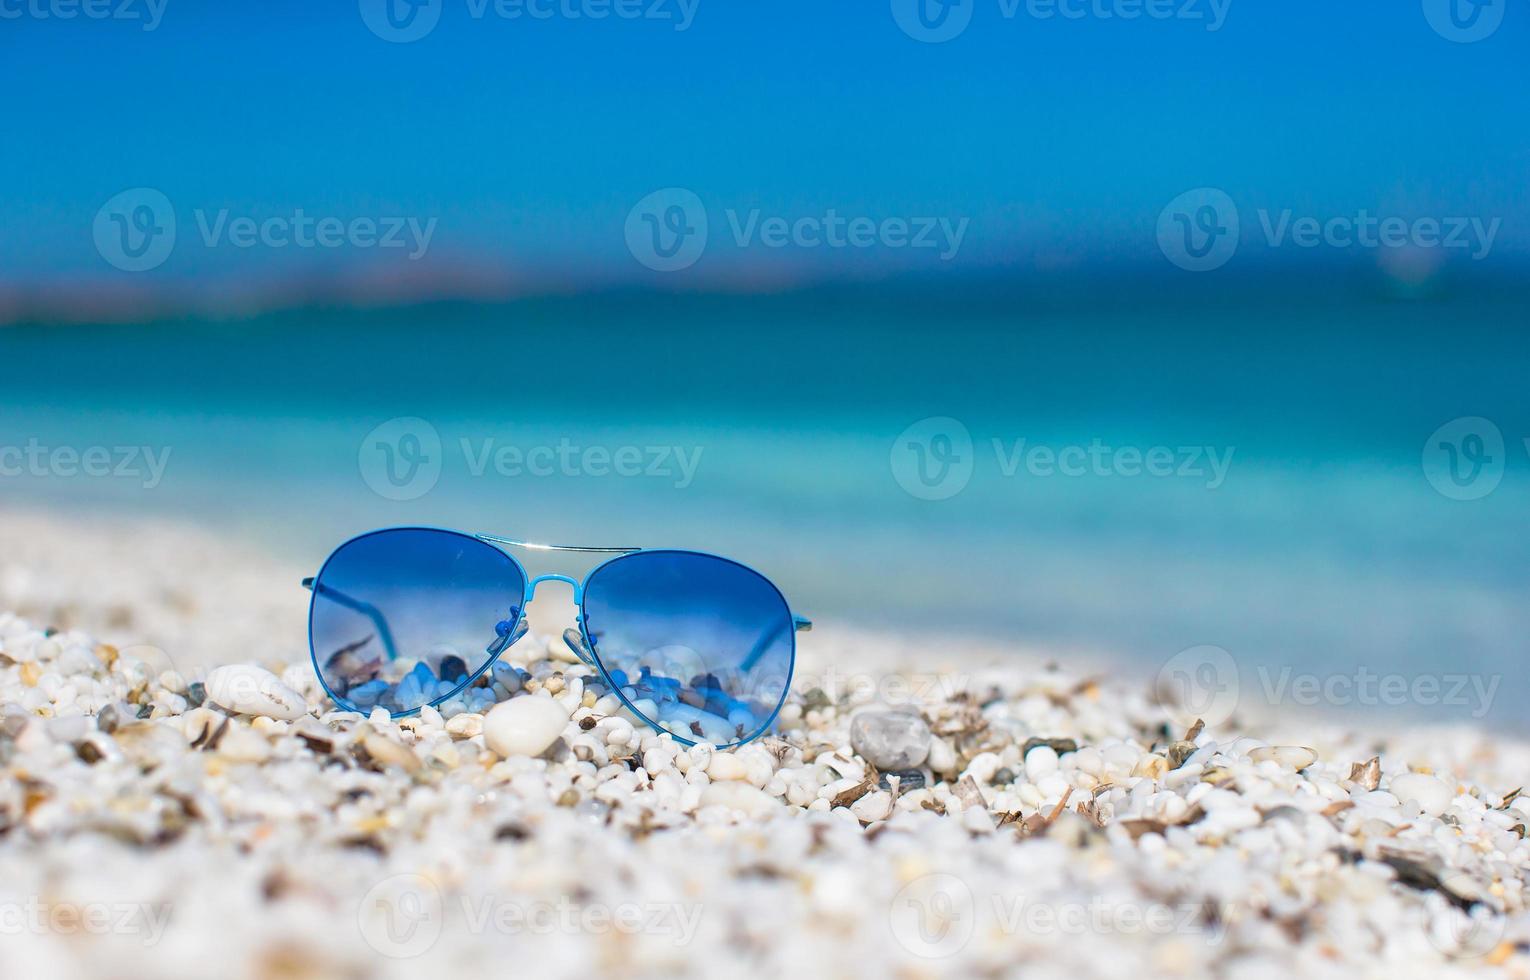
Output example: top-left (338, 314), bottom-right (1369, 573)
top-left (303, 527), bottom-right (808, 747)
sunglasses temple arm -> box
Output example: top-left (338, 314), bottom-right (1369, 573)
top-left (739, 615), bottom-right (813, 672)
top-left (301, 578), bottom-right (401, 660)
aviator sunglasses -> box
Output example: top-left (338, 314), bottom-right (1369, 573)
top-left (304, 527), bottom-right (808, 747)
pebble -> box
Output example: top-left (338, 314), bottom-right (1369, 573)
top-left (706, 752), bottom-right (749, 782)
top-left (1248, 745), bottom-right (1318, 770)
top-left (484, 694), bottom-right (569, 758)
top-left (0, 557), bottom-right (1521, 980)
top-left (217, 726), bottom-right (272, 763)
top-left (205, 664), bottom-right (308, 721)
top-left (965, 750), bottom-right (1002, 784)
top-left (849, 709), bottom-right (931, 770)
top-left (878, 769), bottom-right (926, 792)
top-left (927, 736), bottom-right (957, 774)
top-left (361, 731), bottom-right (420, 774)
top-left (1389, 772), bottom-right (1454, 815)
top-left (445, 712), bottom-right (484, 739)
top-left (1023, 743), bottom-right (1060, 777)
top-left (700, 781), bottom-right (779, 817)
top-left (850, 790), bottom-right (893, 823)
top-left (601, 717), bottom-right (635, 747)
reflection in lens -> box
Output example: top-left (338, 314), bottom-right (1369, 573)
top-left (580, 551), bottom-right (794, 746)
top-left (308, 528), bottom-right (527, 715)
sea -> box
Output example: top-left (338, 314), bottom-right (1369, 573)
top-left (3, 272), bottom-right (1526, 726)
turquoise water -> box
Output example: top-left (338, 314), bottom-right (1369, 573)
top-left (3, 278), bottom-right (1527, 725)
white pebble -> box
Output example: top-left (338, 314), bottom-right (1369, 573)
top-left (1389, 772), bottom-right (1453, 815)
top-left (1247, 745), bottom-right (1318, 770)
top-left (851, 790), bottom-right (893, 822)
top-left (1024, 744), bottom-right (1060, 777)
top-left (484, 695), bottom-right (570, 758)
top-left (707, 752), bottom-right (749, 782)
top-left (217, 726), bottom-right (271, 763)
top-left (700, 781), bottom-right (779, 818)
top-left (205, 665), bottom-right (308, 721)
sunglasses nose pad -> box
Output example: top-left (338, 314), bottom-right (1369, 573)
top-left (486, 616), bottom-right (529, 657)
top-left (562, 628), bottom-right (597, 667)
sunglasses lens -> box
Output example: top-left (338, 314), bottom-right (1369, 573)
top-left (580, 551), bottom-right (794, 746)
top-left (309, 528), bottom-right (526, 715)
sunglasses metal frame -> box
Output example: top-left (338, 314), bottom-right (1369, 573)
top-left (304, 526), bottom-right (809, 747)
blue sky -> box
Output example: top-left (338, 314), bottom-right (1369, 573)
top-left (1, 0), bottom-right (1525, 312)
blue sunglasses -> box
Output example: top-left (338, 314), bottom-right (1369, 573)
top-left (303, 527), bottom-right (809, 747)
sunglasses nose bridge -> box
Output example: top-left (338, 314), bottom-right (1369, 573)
top-left (524, 573), bottom-right (584, 605)
top-left (522, 574), bottom-right (593, 664)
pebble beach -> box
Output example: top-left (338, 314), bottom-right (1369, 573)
top-left (2, 508), bottom-right (1527, 979)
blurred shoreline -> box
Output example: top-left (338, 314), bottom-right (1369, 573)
top-left (5, 259), bottom-right (1530, 328)
top-left (1, 498), bottom-right (1521, 733)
